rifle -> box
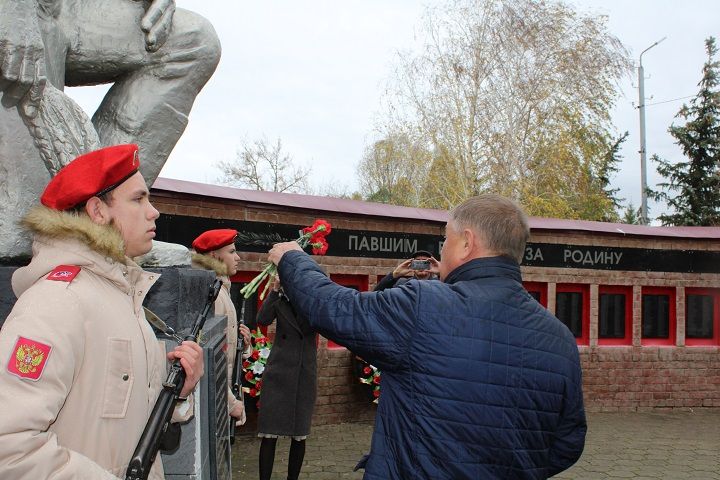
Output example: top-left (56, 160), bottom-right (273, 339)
top-left (229, 299), bottom-right (246, 444)
top-left (125, 278), bottom-right (223, 480)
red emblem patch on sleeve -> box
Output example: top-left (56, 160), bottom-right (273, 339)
top-left (46, 265), bottom-right (81, 282)
top-left (7, 336), bottom-right (52, 381)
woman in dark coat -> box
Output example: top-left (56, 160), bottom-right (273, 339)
top-left (256, 277), bottom-right (318, 480)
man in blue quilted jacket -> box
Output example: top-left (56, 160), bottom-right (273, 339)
top-left (268, 194), bottom-right (586, 480)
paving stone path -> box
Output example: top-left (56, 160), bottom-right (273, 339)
top-left (231, 410), bottom-right (720, 479)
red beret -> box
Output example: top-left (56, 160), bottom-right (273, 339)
top-left (41, 144), bottom-right (140, 211)
top-left (192, 229), bottom-right (238, 253)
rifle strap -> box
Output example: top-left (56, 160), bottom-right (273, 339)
top-left (144, 307), bottom-right (183, 343)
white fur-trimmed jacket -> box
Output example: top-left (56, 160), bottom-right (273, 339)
top-left (0, 207), bottom-right (192, 480)
top-left (191, 253), bottom-right (247, 422)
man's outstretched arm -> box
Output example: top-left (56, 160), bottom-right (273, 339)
top-left (268, 243), bottom-right (417, 372)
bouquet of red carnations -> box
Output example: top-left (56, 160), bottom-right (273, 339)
top-left (239, 219), bottom-right (332, 300)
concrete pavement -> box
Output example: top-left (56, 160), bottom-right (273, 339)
top-left (231, 410), bottom-right (720, 479)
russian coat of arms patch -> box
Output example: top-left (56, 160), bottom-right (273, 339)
top-left (7, 336), bottom-right (52, 381)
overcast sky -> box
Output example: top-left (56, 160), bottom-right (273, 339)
top-left (68, 0), bottom-right (719, 220)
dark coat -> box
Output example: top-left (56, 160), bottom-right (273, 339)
top-left (256, 290), bottom-right (318, 437)
top-left (373, 272), bottom-right (408, 291)
top-left (374, 272), bottom-right (439, 291)
top-left (278, 252), bottom-right (587, 480)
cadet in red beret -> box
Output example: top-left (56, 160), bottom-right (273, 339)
top-left (0, 144), bottom-right (205, 479)
top-left (191, 228), bottom-right (252, 427)
top-left (40, 143), bottom-right (141, 211)
top-left (192, 228), bottom-right (239, 254)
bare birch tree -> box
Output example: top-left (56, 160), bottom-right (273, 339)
top-left (217, 137), bottom-right (311, 193)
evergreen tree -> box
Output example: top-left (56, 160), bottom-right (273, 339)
top-left (649, 37), bottom-right (720, 226)
top-left (598, 131), bottom-right (629, 221)
top-left (621, 202), bottom-right (641, 225)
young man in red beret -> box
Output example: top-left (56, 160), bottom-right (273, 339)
top-left (0, 144), bottom-right (204, 480)
top-left (191, 229), bottom-right (252, 427)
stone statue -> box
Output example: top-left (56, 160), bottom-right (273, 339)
top-left (136, 240), bottom-right (192, 268)
top-left (0, 0), bottom-right (221, 262)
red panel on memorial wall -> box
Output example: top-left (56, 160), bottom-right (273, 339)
top-left (523, 281), bottom-right (548, 308)
top-left (684, 287), bottom-right (720, 347)
top-left (556, 283), bottom-right (590, 346)
top-left (597, 285), bottom-right (633, 346)
top-left (641, 286), bottom-right (676, 346)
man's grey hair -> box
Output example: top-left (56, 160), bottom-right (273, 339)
top-left (449, 194), bottom-right (530, 263)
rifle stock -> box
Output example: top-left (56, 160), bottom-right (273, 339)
top-left (125, 279), bottom-right (222, 480)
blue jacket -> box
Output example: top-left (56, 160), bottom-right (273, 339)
top-left (278, 252), bottom-right (586, 479)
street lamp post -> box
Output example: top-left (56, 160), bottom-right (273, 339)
top-left (638, 36), bottom-right (666, 225)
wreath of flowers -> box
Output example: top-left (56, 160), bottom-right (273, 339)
top-left (242, 329), bottom-right (273, 401)
top-left (355, 356), bottom-right (382, 403)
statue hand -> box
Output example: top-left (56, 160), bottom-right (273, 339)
top-left (141, 0), bottom-right (176, 52)
top-left (0, 0), bottom-right (47, 109)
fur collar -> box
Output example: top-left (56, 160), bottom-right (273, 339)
top-left (191, 252), bottom-right (229, 277)
top-left (21, 206), bottom-right (126, 263)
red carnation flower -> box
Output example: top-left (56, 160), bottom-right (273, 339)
top-left (251, 350), bottom-right (260, 360)
top-left (373, 375), bottom-right (381, 385)
top-left (243, 361), bottom-right (251, 369)
top-left (249, 388), bottom-right (258, 397)
top-left (373, 389), bottom-right (380, 398)
top-left (363, 366), bottom-right (372, 375)
top-left (303, 219), bottom-right (332, 238)
top-left (255, 380), bottom-right (263, 390)
top-left (245, 371), bottom-right (254, 381)
top-left (311, 238), bottom-right (329, 255)
top-left (314, 219), bottom-right (332, 235)
top-left (308, 232), bottom-right (325, 244)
